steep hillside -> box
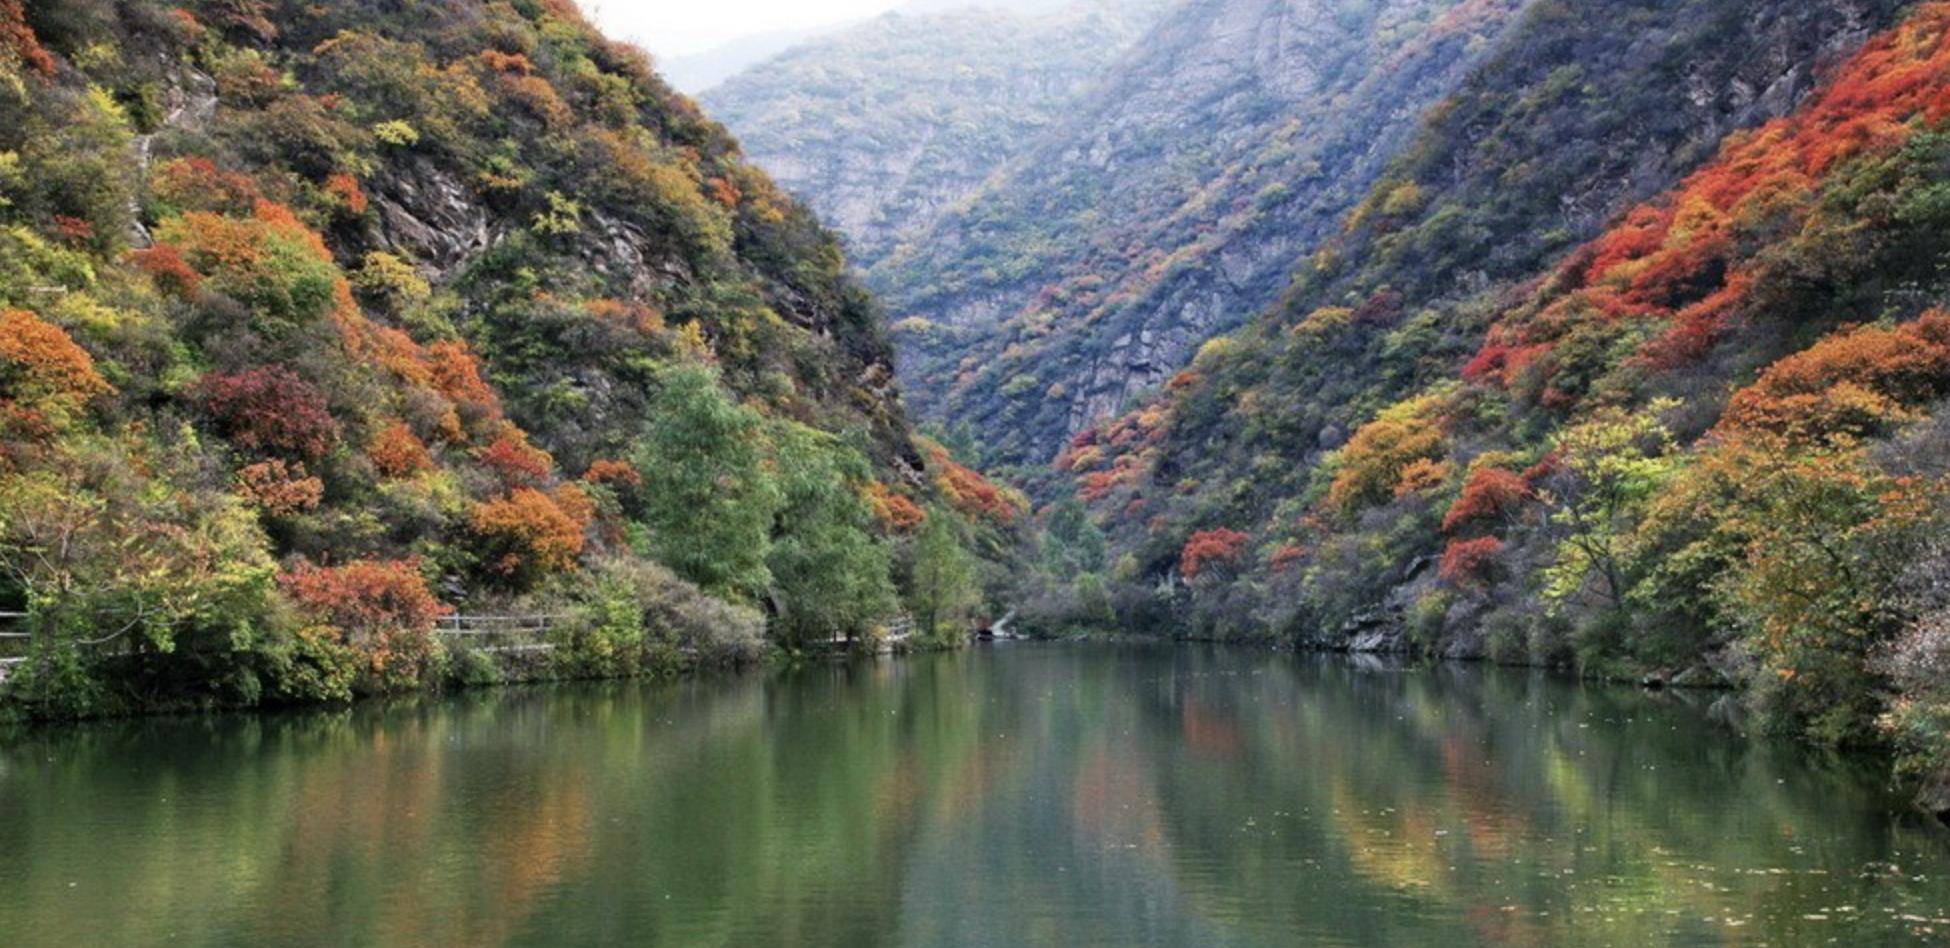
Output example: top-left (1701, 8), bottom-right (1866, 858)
top-left (0, 0), bottom-right (1020, 717)
top-left (1062, 0), bottom-right (1950, 811)
top-left (878, 0), bottom-right (1540, 466)
top-left (700, 1), bottom-right (1171, 271)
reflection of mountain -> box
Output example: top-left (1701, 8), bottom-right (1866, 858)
top-left (1, 648), bottom-right (1946, 945)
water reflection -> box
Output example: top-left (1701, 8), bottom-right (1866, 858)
top-left (0, 644), bottom-right (1944, 946)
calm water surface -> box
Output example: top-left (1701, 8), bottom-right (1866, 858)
top-left (2, 643), bottom-right (1947, 946)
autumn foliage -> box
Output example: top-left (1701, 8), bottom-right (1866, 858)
top-left (235, 459), bottom-right (324, 515)
top-left (425, 340), bottom-right (503, 426)
top-left (1466, 2), bottom-right (1950, 389)
top-left (929, 442), bottom-right (1025, 524)
top-left (324, 172), bottom-right (368, 215)
top-left (1327, 394), bottom-right (1447, 513)
top-left (0, 310), bottom-right (112, 412)
top-left (1441, 466), bottom-right (1534, 535)
top-left (864, 481), bottom-right (927, 532)
top-left (279, 559), bottom-right (446, 672)
top-left (1, 0), bottom-right (54, 78)
top-left (468, 486), bottom-right (591, 581)
top-left (130, 244), bottom-right (204, 297)
top-left (476, 429), bottom-right (554, 486)
top-left (151, 157), bottom-right (261, 214)
top-left (1438, 536), bottom-right (1506, 586)
top-left (582, 458), bottom-right (642, 489)
top-left (367, 421), bottom-right (432, 478)
top-left (1718, 311), bottom-right (1950, 443)
top-left (1180, 529), bottom-right (1250, 580)
top-left (195, 367), bottom-right (339, 460)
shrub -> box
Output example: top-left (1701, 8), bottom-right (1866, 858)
top-left (1441, 465), bottom-right (1533, 535)
top-left (278, 559), bottom-right (444, 687)
top-left (0, 309), bottom-right (111, 416)
top-left (323, 172), bottom-right (367, 215)
top-left (367, 421), bottom-right (432, 478)
top-left (1327, 393), bottom-right (1447, 513)
top-left (155, 205), bottom-right (340, 328)
top-left (468, 486), bottom-right (590, 583)
top-left (2, 0), bottom-right (56, 78)
top-left (129, 244), bottom-right (203, 297)
top-left (1439, 536), bottom-right (1505, 586)
top-left (1180, 529), bottom-right (1250, 580)
top-left (582, 458), bottom-right (641, 489)
top-left (929, 440), bottom-right (1025, 524)
top-left (475, 429), bottom-right (553, 486)
top-left (194, 367), bottom-right (339, 460)
top-left (150, 157), bottom-right (260, 215)
top-left (235, 459), bottom-right (323, 515)
top-left (1718, 311), bottom-right (1950, 443)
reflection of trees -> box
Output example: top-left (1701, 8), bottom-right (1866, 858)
top-left (0, 666), bottom-right (999, 948)
top-left (1130, 654), bottom-right (1948, 944)
top-left (1, 648), bottom-right (1947, 947)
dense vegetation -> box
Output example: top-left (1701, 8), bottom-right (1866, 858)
top-left (0, 0), bottom-right (1025, 719)
top-left (1043, 0), bottom-right (1950, 814)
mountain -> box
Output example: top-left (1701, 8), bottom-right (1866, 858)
top-left (700, 1), bottom-right (1173, 271)
top-left (873, 0), bottom-right (1544, 468)
top-left (0, 0), bottom-right (1019, 717)
top-left (1056, 0), bottom-right (1950, 811)
top-left (658, 28), bottom-right (836, 94)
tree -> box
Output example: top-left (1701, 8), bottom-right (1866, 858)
top-left (1701, 435), bottom-right (1927, 744)
top-left (0, 309), bottom-right (112, 418)
top-left (765, 420), bottom-right (896, 646)
top-left (1044, 497), bottom-right (1106, 576)
top-left (631, 363), bottom-right (780, 599)
top-left (1540, 401), bottom-right (1678, 612)
top-left (1442, 465), bottom-right (1534, 535)
top-left (0, 433), bottom-right (278, 715)
top-left (1326, 392), bottom-right (1448, 514)
top-left (908, 508), bottom-right (980, 644)
top-left (194, 367), bottom-right (339, 461)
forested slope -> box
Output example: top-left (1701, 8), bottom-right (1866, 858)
top-left (0, 0), bottom-right (1020, 717)
top-left (878, 0), bottom-right (1540, 467)
top-left (1055, 0), bottom-right (1950, 813)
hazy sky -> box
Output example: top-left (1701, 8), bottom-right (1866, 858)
top-left (584, 1), bottom-right (904, 58)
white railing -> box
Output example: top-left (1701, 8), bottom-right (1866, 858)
top-left (433, 614), bottom-right (560, 654)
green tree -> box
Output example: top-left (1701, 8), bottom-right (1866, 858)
top-left (1044, 497), bottom-right (1105, 576)
top-left (765, 420), bottom-right (897, 647)
top-left (632, 363), bottom-right (781, 600)
top-left (908, 508), bottom-right (980, 644)
top-left (1541, 401), bottom-right (1679, 613)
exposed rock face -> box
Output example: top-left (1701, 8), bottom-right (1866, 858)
top-left (701, 1), bottom-right (1171, 272)
top-left (874, 0), bottom-right (1537, 465)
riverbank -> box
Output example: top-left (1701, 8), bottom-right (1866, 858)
top-left (0, 628), bottom-right (968, 727)
top-left (1030, 626), bottom-right (1949, 822)
top-left (5, 643), bottom-right (1946, 947)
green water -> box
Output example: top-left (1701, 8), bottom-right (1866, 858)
top-left (2, 644), bottom-right (1947, 946)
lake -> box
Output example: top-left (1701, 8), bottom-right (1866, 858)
top-left (2, 643), bottom-right (1947, 946)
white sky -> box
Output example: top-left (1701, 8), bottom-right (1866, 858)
top-left (584, 1), bottom-right (904, 58)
